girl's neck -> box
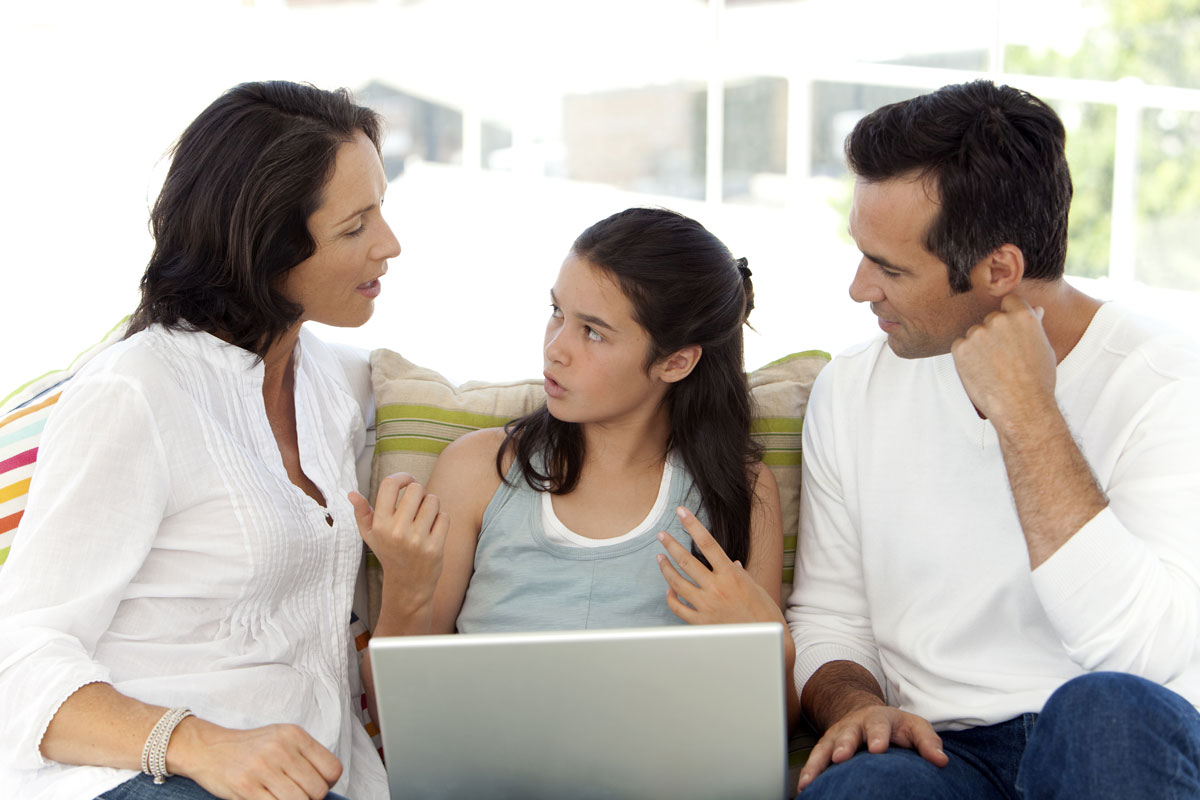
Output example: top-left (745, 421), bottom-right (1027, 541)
top-left (581, 408), bottom-right (672, 473)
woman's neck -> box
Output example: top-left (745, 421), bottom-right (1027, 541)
top-left (260, 325), bottom-right (302, 407)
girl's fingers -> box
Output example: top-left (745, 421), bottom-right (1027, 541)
top-left (656, 530), bottom-right (710, 587)
top-left (430, 511), bottom-right (451, 547)
top-left (663, 587), bottom-right (697, 623)
top-left (655, 552), bottom-right (697, 601)
top-left (393, 481), bottom-right (427, 521)
top-left (674, 507), bottom-right (734, 570)
top-left (347, 491), bottom-right (372, 528)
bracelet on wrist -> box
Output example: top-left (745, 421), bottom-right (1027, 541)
top-left (140, 707), bottom-right (193, 785)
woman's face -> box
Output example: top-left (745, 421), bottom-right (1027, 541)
top-left (281, 130), bottom-right (400, 328)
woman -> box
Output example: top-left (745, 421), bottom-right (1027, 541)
top-left (353, 208), bottom-right (799, 725)
top-left (0, 81), bottom-right (433, 800)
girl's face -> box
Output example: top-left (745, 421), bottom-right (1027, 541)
top-left (542, 254), bottom-right (674, 428)
top-left (280, 130), bottom-right (401, 329)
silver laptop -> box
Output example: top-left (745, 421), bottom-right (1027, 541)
top-left (369, 623), bottom-right (788, 800)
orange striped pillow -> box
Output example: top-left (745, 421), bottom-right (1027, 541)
top-left (0, 320), bottom-right (128, 570)
top-left (0, 390), bottom-right (65, 567)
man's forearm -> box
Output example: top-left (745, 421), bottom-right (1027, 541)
top-left (800, 660), bottom-right (887, 732)
top-left (993, 401), bottom-right (1108, 569)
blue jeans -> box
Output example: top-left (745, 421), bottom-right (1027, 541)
top-left (97, 773), bottom-right (352, 800)
top-left (800, 672), bottom-right (1200, 799)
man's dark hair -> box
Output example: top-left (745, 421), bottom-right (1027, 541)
top-left (845, 80), bottom-right (1072, 292)
top-left (127, 81), bottom-right (382, 356)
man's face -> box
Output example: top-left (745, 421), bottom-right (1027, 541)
top-left (847, 175), bottom-right (994, 359)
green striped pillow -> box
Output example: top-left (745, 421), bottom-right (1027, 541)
top-left (368, 347), bottom-right (829, 600)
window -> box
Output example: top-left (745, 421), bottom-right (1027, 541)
top-left (5, 0), bottom-right (1198, 393)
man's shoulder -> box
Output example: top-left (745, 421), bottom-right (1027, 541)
top-left (1085, 303), bottom-right (1200, 380)
top-left (823, 335), bottom-right (888, 377)
top-left (818, 334), bottom-right (938, 391)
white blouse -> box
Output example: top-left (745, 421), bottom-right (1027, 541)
top-left (0, 325), bottom-right (388, 800)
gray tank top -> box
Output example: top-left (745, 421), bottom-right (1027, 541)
top-left (456, 453), bottom-right (707, 633)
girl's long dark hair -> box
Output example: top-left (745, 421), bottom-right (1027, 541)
top-left (499, 207), bottom-right (760, 564)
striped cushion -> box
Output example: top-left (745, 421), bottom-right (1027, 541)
top-left (0, 390), bottom-right (65, 567)
top-left (368, 347), bottom-right (830, 607)
top-left (0, 320), bottom-right (130, 570)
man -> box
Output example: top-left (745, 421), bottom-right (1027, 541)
top-left (786, 79), bottom-right (1200, 798)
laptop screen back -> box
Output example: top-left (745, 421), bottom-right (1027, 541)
top-left (369, 623), bottom-right (788, 800)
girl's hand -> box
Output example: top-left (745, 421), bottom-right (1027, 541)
top-left (349, 472), bottom-right (449, 612)
top-left (171, 716), bottom-right (343, 800)
top-left (656, 506), bottom-right (785, 626)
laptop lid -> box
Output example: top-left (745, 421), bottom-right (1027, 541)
top-left (369, 623), bottom-right (788, 800)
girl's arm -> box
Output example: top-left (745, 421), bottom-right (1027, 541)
top-left (352, 428), bottom-right (506, 723)
top-left (351, 426), bottom-right (507, 637)
top-left (424, 427), bottom-right (509, 634)
top-left (745, 462), bottom-right (785, 606)
top-left (656, 462), bottom-right (800, 725)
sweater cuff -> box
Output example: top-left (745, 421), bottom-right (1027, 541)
top-left (793, 642), bottom-right (887, 704)
top-left (1031, 505), bottom-right (1142, 618)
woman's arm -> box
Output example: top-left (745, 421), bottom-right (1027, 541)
top-left (44, 682), bottom-right (343, 799)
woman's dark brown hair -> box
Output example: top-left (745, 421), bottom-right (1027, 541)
top-left (127, 81), bottom-right (382, 356)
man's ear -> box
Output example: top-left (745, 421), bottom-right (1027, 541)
top-left (974, 243), bottom-right (1025, 297)
top-left (655, 345), bottom-right (702, 384)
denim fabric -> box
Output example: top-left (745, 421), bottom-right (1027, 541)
top-left (800, 672), bottom-right (1200, 799)
top-left (97, 773), bottom-right (352, 800)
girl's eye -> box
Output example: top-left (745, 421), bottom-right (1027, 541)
top-left (585, 326), bottom-right (603, 342)
top-left (550, 304), bottom-right (562, 317)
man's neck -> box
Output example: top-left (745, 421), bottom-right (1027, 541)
top-left (1012, 280), bottom-right (1104, 364)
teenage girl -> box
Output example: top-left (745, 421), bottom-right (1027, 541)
top-left (352, 207), bottom-right (797, 722)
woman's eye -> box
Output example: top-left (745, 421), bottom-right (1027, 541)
top-left (346, 221), bottom-right (366, 238)
top-left (585, 326), bottom-right (603, 342)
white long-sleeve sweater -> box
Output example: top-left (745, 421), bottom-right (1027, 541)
top-left (0, 325), bottom-right (387, 799)
top-left (786, 302), bottom-right (1200, 730)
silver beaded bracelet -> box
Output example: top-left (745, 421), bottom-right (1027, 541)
top-left (140, 707), bottom-right (193, 784)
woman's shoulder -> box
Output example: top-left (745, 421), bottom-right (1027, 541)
top-left (64, 327), bottom-right (178, 395)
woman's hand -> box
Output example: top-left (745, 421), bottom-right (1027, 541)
top-left (170, 716), bottom-right (343, 800)
top-left (656, 506), bottom-right (785, 626)
top-left (349, 472), bottom-right (449, 614)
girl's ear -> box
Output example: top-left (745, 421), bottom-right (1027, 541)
top-left (655, 345), bottom-right (702, 384)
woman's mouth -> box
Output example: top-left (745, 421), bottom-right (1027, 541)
top-left (356, 279), bottom-right (381, 299)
